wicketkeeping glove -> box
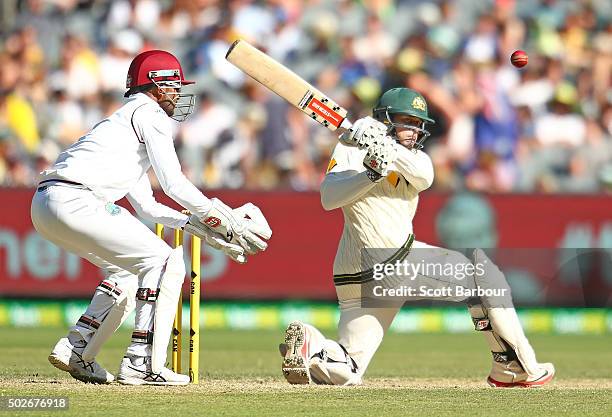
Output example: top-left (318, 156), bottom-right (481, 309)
top-left (232, 202), bottom-right (272, 254)
top-left (363, 137), bottom-right (397, 182)
top-left (183, 218), bottom-right (247, 263)
top-left (199, 198), bottom-right (270, 255)
top-left (339, 116), bottom-right (388, 149)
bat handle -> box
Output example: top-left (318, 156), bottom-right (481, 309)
top-left (338, 118), bottom-right (353, 131)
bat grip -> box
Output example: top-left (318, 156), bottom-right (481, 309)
top-left (338, 118), bottom-right (353, 131)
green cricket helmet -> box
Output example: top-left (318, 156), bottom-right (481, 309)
top-left (373, 88), bottom-right (435, 150)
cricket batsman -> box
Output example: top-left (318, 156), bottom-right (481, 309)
top-left (279, 88), bottom-right (554, 388)
top-left (31, 50), bottom-right (271, 385)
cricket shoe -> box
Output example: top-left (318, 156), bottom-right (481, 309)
top-left (281, 321), bottom-right (312, 384)
top-left (117, 355), bottom-right (190, 386)
top-left (487, 362), bottom-right (555, 388)
top-left (48, 337), bottom-right (114, 384)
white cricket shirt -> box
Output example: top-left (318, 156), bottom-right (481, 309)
top-left (41, 93), bottom-right (211, 221)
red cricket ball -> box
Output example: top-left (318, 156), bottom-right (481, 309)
top-left (511, 50), bottom-right (528, 68)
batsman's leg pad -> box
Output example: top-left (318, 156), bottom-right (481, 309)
top-left (471, 249), bottom-right (512, 308)
top-left (470, 249), bottom-right (541, 378)
top-left (151, 247), bottom-right (186, 373)
top-left (81, 278), bottom-right (137, 361)
top-left (487, 307), bottom-right (541, 377)
top-left (288, 322), bottom-right (360, 386)
top-left (309, 343), bottom-right (361, 386)
top-left (468, 302), bottom-right (527, 382)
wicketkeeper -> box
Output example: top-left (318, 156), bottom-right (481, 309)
top-left (280, 88), bottom-right (554, 388)
top-left (31, 50), bottom-right (271, 385)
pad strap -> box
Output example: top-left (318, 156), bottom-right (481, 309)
top-left (338, 343), bottom-right (359, 373)
top-left (492, 350), bottom-right (518, 363)
top-left (97, 279), bottom-right (123, 298)
top-left (77, 315), bottom-right (100, 330)
top-left (311, 344), bottom-right (359, 374)
top-left (472, 317), bottom-right (493, 331)
top-left (136, 288), bottom-right (159, 302)
top-left (131, 330), bottom-right (154, 345)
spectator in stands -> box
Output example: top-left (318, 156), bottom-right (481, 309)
top-left (0, 0), bottom-right (609, 193)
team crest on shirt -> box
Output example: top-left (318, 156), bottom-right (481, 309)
top-left (412, 96), bottom-right (426, 111)
top-left (105, 202), bottom-right (121, 216)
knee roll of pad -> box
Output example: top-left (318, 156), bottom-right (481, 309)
top-left (471, 249), bottom-right (512, 308)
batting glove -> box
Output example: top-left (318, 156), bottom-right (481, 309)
top-left (340, 116), bottom-right (388, 149)
top-left (363, 137), bottom-right (397, 182)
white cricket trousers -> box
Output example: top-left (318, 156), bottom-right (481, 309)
top-left (318, 241), bottom-right (476, 383)
top-left (31, 183), bottom-right (175, 357)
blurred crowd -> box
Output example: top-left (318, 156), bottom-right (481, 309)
top-left (0, 0), bottom-right (611, 193)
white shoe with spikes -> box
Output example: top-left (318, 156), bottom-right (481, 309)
top-left (117, 355), bottom-right (190, 386)
top-left (281, 321), bottom-right (312, 384)
top-left (48, 337), bottom-right (114, 384)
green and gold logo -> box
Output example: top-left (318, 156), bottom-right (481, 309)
top-left (412, 96), bottom-right (426, 111)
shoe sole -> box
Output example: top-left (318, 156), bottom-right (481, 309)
top-left (117, 377), bottom-right (189, 386)
top-left (48, 354), bottom-right (72, 372)
top-left (68, 370), bottom-right (113, 384)
top-left (281, 321), bottom-right (311, 384)
top-left (487, 369), bottom-right (555, 388)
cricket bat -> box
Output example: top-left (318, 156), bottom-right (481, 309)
top-left (225, 39), bottom-right (352, 132)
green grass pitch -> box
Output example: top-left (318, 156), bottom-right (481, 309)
top-left (0, 327), bottom-right (610, 416)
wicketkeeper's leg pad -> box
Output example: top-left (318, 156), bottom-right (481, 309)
top-left (151, 247), bottom-right (186, 373)
top-left (80, 278), bottom-right (137, 361)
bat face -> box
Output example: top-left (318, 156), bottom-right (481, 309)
top-left (226, 40), bottom-right (352, 131)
